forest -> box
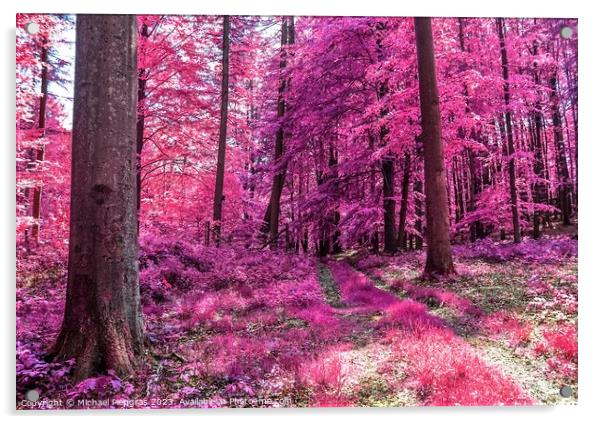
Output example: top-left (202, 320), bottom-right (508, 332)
top-left (16, 14), bottom-right (577, 408)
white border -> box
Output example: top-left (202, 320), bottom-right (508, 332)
top-left (3, 1), bottom-right (600, 423)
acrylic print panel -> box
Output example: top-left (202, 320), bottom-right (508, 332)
top-left (16, 14), bottom-right (577, 409)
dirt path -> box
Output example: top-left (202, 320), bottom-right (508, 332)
top-left (354, 262), bottom-right (577, 405)
top-left (324, 260), bottom-right (534, 406)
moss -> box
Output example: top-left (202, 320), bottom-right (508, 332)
top-left (317, 264), bottom-right (344, 308)
top-left (356, 376), bottom-right (408, 407)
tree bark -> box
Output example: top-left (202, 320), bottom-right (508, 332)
top-left (382, 155), bottom-right (397, 253)
top-left (530, 38), bottom-right (546, 239)
top-left (549, 71), bottom-right (572, 226)
top-left (397, 152), bottom-right (411, 250)
top-left (30, 39), bottom-right (49, 244)
top-left (263, 16), bottom-right (295, 249)
top-left (375, 21), bottom-right (397, 254)
top-left (136, 23), bottom-right (150, 226)
top-left (49, 14), bottom-right (142, 381)
top-left (212, 16), bottom-right (231, 246)
top-left (496, 18), bottom-right (522, 243)
top-left (414, 17), bottom-right (455, 277)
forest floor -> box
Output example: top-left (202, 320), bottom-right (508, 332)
top-left (16, 235), bottom-right (577, 409)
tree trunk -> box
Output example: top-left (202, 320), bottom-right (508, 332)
top-left (397, 152), bottom-right (411, 250)
top-left (263, 16), bottom-right (295, 249)
top-left (375, 21), bottom-right (397, 254)
top-left (414, 17), bottom-right (455, 277)
top-left (212, 16), bottom-right (231, 246)
top-left (30, 40), bottom-right (49, 244)
top-left (496, 18), bottom-right (522, 243)
top-left (414, 178), bottom-right (423, 250)
top-left (382, 156), bottom-right (397, 253)
top-left (49, 14), bottom-right (142, 381)
top-left (549, 71), bottom-right (572, 226)
top-left (136, 23), bottom-right (150, 227)
top-left (531, 39), bottom-right (546, 239)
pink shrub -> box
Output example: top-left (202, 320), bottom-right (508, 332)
top-left (454, 237), bottom-right (577, 263)
top-left (388, 329), bottom-right (532, 406)
top-left (377, 300), bottom-right (449, 336)
top-left (482, 311), bottom-right (532, 347)
top-left (397, 281), bottom-right (483, 317)
top-left (543, 325), bottom-right (577, 362)
top-left (313, 393), bottom-right (354, 407)
top-left (301, 352), bottom-right (346, 390)
top-left (297, 347), bottom-right (356, 406)
top-left (329, 261), bottom-right (400, 312)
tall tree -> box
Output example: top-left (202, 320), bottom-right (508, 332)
top-left (414, 17), bottom-right (455, 276)
top-left (496, 18), bottom-right (522, 243)
top-left (375, 21), bottom-right (397, 254)
top-left (136, 21), bottom-right (150, 220)
top-left (49, 15), bottom-right (142, 381)
top-left (549, 69), bottom-right (572, 225)
top-left (263, 16), bottom-right (295, 249)
top-left (212, 15), bottom-right (231, 246)
top-left (397, 152), bottom-right (411, 250)
top-left (530, 34), bottom-right (547, 239)
top-left (29, 37), bottom-right (49, 244)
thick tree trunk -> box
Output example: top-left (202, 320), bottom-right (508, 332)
top-left (414, 17), bottom-right (455, 277)
top-left (49, 15), bottom-right (142, 381)
top-left (212, 16), bottom-right (231, 246)
top-left (29, 41), bottom-right (49, 244)
top-left (496, 18), bottom-right (522, 243)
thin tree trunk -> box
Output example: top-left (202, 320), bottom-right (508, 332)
top-left (497, 18), bottom-right (522, 243)
top-left (549, 71), bottom-right (572, 225)
top-left (382, 155), bottom-right (397, 253)
top-left (531, 38), bottom-right (546, 239)
top-left (49, 14), bottom-right (142, 381)
top-left (414, 17), bottom-right (455, 276)
top-left (329, 143), bottom-right (342, 254)
top-left (375, 21), bottom-right (397, 254)
top-left (397, 152), bottom-right (411, 250)
top-left (30, 40), bottom-right (49, 244)
top-left (136, 23), bottom-right (150, 226)
top-left (457, 18), bottom-right (483, 242)
top-left (212, 16), bottom-right (231, 246)
top-left (263, 16), bottom-right (295, 249)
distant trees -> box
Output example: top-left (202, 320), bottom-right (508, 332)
top-left (16, 15), bottom-right (578, 278)
top-left (16, 14), bottom-right (71, 247)
top-left (49, 15), bottom-right (142, 380)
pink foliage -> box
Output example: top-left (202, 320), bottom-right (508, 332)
top-left (389, 328), bottom-right (532, 406)
top-left (15, 13), bottom-right (578, 408)
top-left (394, 280), bottom-right (483, 317)
top-left (329, 262), bottom-right (532, 406)
top-left (482, 311), bottom-right (533, 348)
top-left (542, 325), bottom-right (578, 362)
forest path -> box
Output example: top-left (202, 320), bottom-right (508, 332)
top-left (324, 260), bottom-right (534, 406)
top-left (357, 263), bottom-right (575, 405)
